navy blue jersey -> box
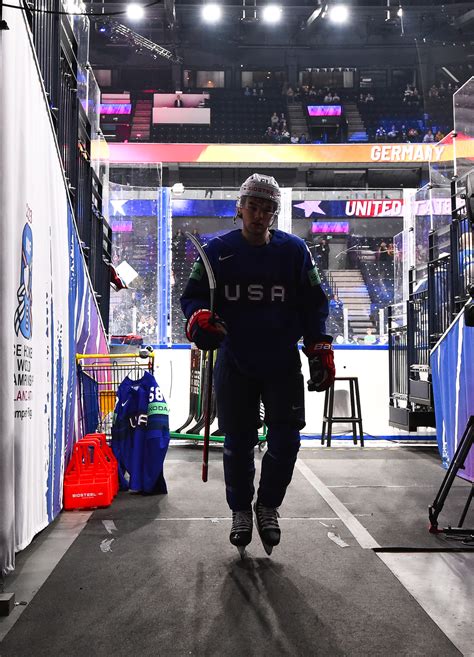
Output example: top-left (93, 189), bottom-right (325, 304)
top-left (111, 371), bottom-right (170, 494)
top-left (181, 229), bottom-right (331, 376)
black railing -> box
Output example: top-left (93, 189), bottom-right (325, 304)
top-left (388, 305), bottom-right (408, 401)
top-left (388, 179), bottom-right (474, 429)
top-left (25, 0), bottom-right (110, 331)
top-left (408, 290), bottom-right (430, 369)
top-left (90, 172), bottom-right (111, 329)
top-left (30, 0), bottom-right (60, 113)
top-left (452, 211), bottom-right (473, 311)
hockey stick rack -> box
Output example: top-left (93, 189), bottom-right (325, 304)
top-left (171, 347), bottom-right (267, 446)
top-left (429, 415), bottom-right (474, 540)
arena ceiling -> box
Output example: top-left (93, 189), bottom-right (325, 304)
top-left (88, 0), bottom-right (474, 60)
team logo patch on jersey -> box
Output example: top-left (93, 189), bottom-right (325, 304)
top-left (190, 261), bottom-right (204, 281)
top-left (148, 401), bottom-right (169, 415)
top-left (308, 266), bottom-right (321, 286)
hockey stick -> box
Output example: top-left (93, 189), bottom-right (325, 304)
top-left (186, 231), bottom-right (217, 483)
top-left (175, 346), bottom-right (201, 433)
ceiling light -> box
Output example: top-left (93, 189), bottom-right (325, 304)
top-left (202, 4), bottom-right (222, 22)
top-left (64, 0), bottom-right (83, 14)
top-left (262, 5), bottom-right (282, 23)
top-left (126, 3), bottom-right (145, 20)
top-left (328, 5), bottom-right (349, 23)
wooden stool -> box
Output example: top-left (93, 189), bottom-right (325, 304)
top-left (321, 377), bottom-right (364, 447)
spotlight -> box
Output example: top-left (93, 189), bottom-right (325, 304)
top-left (262, 5), bottom-right (282, 23)
top-left (126, 3), bottom-right (145, 20)
top-left (96, 20), bottom-right (110, 34)
top-left (64, 0), bottom-right (83, 14)
top-left (202, 4), bottom-right (222, 22)
top-left (328, 5), bottom-right (349, 23)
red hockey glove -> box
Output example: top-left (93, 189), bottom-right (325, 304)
top-left (186, 309), bottom-right (227, 351)
top-left (303, 342), bottom-right (335, 392)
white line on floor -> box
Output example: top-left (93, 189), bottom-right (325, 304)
top-left (295, 460), bottom-right (380, 549)
top-left (377, 552), bottom-right (474, 657)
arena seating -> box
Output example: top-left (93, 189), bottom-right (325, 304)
top-left (150, 90), bottom-right (287, 143)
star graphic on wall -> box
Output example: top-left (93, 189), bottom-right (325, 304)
top-left (293, 201), bottom-right (326, 217)
top-left (110, 200), bottom-right (127, 216)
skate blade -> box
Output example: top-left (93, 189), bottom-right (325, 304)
top-left (237, 545), bottom-right (247, 559)
top-left (262, 542), bottom-right (273, 556)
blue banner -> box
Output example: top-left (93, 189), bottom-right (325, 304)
top-left (109, 197), bottom-right (406, 220)
top-left (431, 310), bottom-right (474, 482)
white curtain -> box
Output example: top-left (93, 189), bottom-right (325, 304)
top-left (0, 0), bottom-right (107, 575)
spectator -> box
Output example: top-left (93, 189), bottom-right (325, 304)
top-left (403, 84), bottom-right (413, 103)
top-left (324, 92), bottom-right (333, 103)
top-left (286, 86), bottom-right (295, 102)
top-left (332, 91), bottom-right (340, 102)
top-left (244, 86), bottom-right (252, 97)
top-left (329, 294), bottom-right (344, 313)
top-left (290, 134), bottom-right (299, 144)
top-left (378, 241), bottom-right (390, 267)
top-left (423, 129), bottom-right (435, 143)
top-left (387, 124), bottom-right (398, 141)
top-left (435, 129), bottom-right (445, 142)
top-left (375, 126), bottom-right (387, 142)
top-left (365, 92), bottom-right (374, 102)
top-left (299, 133), bottom-right (308, 144)
top-left (428, 84), bottom-right (439, 99)
top-left (364, 327), bottom-right (377, 345)
top-left (271, 128), bottom-right (281, 143)
top-left (316, 238), bottom-right (330, 270)
top-left (174, 94), bottom-right (184, 108)
top-left (270, 112), bottom-right (279, 128)
top-left (407, 127), bottom-right (419, 142)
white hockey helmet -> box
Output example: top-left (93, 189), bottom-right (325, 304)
top-left (236, 173), bottom-right (281, 215)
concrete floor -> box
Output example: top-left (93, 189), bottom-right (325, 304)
top-left (1, 443), bottom-right (473, 657)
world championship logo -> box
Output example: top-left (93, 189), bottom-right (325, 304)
top-left (14, 221), bottom-right (33, 339)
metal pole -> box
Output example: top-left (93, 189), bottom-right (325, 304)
top-left (0, 0), bottom-right (10, 30)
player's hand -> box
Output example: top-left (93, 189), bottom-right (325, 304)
top-left (186, 309), bottom-right (227, 351)
top-left (304, 342), bottom-right (335, 392)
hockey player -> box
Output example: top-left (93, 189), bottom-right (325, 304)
top-left (180, 173), bottom-right (335, 556)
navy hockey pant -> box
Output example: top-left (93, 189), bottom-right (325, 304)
top-left (214, 352), bottom-right (305, 511)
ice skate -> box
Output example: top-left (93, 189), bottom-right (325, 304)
top-left (254, 501), bottom-right (280, 555)
top-left (229, 509), bottom-right (253, 559)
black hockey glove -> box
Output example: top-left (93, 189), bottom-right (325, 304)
top-left (186, 309), bottom-right (227, 351)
